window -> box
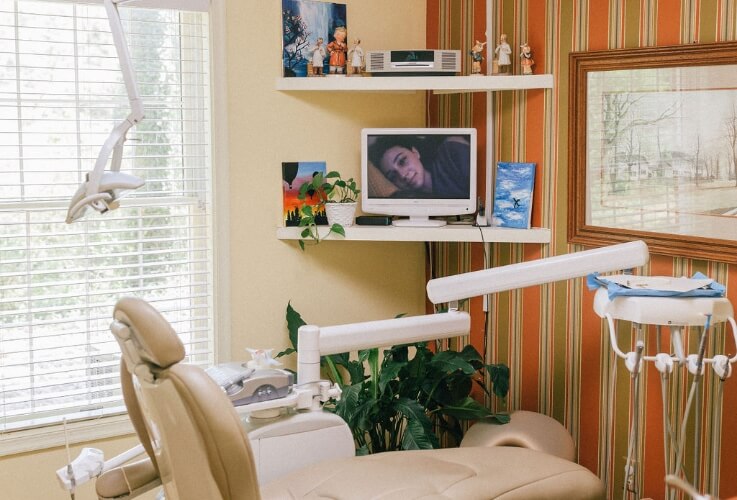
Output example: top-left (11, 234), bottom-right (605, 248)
top-left (0, 0), bottom-right (213, 434)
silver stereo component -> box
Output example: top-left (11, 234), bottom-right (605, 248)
top-left (366, 49), bottom-right (461, 76)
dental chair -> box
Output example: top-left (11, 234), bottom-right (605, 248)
top-left (110, 296), bottom-right (605, 499)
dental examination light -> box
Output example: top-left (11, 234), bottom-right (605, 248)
top-left (427, 240), bottom-right (650, 305)
top-left (66, 0), bottom-right (145, 224)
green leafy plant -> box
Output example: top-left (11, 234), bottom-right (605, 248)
top-left (279, 303), bottom-right (510, 455)
top-left (296, 171), bottom-right (360, 250)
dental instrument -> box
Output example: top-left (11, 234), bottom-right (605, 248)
top-left (65, 0), bottom-right (145, 224)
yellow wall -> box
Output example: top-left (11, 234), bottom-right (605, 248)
top-left (0, 1), bottom-right (427, 497)
top-left (226, 0), bottom-right (428, 357)
top-left (0, 435), bottom-right (157, 500)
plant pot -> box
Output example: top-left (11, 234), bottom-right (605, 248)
top-left (325, 202), bottom-right (357, 227)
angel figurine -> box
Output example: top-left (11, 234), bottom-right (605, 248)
top-left (348, 38), bottom-right (364, 76)
top-left (494, 34), bottom-right (512, 74)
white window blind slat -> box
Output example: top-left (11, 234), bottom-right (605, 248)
top-left (0, 0), bottom-right (213, 433)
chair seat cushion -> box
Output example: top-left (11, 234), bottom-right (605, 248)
top-left (261, 446), bottom-right (605, 499)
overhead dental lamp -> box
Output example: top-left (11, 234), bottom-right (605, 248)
top-left (66, 0), bottom-right (145, 224)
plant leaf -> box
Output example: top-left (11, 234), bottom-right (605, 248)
top-left (486, 363), bottom-right (510, 398)
top-left (275, 347), bottom-right (296, 358)
top-left (284, 302), bottom-right (306, 353)
top-left (378, 359), bottom-right (405, 392)
top-left (331, 223), bottom-right (345, 237)
top-left (436, 396), bottom-right (493, 420)
top-left (430, 350), bottom-right (476, 375)
top-left (402, 417), bottom-right (438, 450)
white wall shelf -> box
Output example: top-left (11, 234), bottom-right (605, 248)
top-left (275, 74), bottom-right (553, 93)
top-left (276, 225), bottom-right (550, 243)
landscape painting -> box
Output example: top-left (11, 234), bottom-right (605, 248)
top-left (282, 161), bottom-right (327, 226)
top-left (569, 44), bottom-right (737, 262)
top-left (491, 162), bottom-right (536, 229)
top-left (282, 0), bottom-right (347, 77)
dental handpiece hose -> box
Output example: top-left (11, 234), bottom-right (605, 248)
top-left (670, 314), bottom-right (712, 500)
top-left (623, 341), bottom-right (645, 499)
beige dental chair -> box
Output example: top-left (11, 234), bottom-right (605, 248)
top-left (110, 296), bottom-right (606, 500)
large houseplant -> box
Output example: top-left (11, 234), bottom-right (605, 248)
top-left (296, 171), bottom-right (360, 250)
top-left (278, 303), bottom-right (510, 454)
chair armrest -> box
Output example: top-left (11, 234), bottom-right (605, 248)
top-left (96, 458), bottom-right (160, 499)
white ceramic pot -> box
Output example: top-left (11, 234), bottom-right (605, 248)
top-left (325, 202), bottom-right (357, 227)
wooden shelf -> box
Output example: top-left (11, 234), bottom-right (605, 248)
top-left (275, 74), bottom-right (554, 93)
top-left (276, 225), bottom-right (551, 243)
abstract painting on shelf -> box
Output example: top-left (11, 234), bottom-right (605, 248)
top-left (491, 161), bottom-right (536, 229)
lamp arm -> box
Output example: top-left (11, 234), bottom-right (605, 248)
top-left (297, 311), bottom-right (471, 386)
top-left (106, 0), bottom-right (143, 121)
top-left (427, 240), bottom-right (649, 304)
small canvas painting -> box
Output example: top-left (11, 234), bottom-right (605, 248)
top-left (491, 162), bottom-right (536, 229)
top-left (282, 161), bottom-right (328, 226)
top-left (282, 0), bottom-right (347, 77)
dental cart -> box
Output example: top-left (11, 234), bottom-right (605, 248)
top-left (594, 283), bottom-right (736, 500)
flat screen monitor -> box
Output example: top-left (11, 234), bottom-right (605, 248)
top-left (361, 128), bottom-right (477, 227)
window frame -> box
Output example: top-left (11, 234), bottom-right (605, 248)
top-left (0, 0), bottom-right (229, 456)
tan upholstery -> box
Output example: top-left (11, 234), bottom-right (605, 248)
top-left (111, 297), bottom-right (606, 500)
top-left (263, 447), bottom-right (603, 499)
top-left (95, 361), bottom-right (162, 499)
top-left (95, 458), bottom-right (159, 500)
top-left (461, 410), bottom-right (577, 462)
top-left (113, 296), bottom-right (184, 369)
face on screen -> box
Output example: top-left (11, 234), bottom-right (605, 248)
top-left (367, 134), bottom-right (471, 200)
top-left (378, 145), bottom-right (427, 191)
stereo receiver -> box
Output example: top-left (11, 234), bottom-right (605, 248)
top-left (366, 49), bottom-right (461, 76)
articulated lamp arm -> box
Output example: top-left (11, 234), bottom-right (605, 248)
top-left (66, 0), bottom-right (145, 223)
top-left (426, 240), bottom-right (649, 305)
top-left (297, 241), bottom-right (650, 389)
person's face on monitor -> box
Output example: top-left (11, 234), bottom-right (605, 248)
top-left (379, 146), bottom-right (428, 192)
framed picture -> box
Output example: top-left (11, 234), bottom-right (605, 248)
top-left (491, 162), bottom-right (535, 229)
top-left (282, 161), bottom-right (327, 226)
top-left (569, 42), bottom-right (737, 263)
top-left (282, 0), bottom-right (347, 77)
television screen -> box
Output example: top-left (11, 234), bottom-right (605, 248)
top-left (361, 128), bottom-right (477, 227)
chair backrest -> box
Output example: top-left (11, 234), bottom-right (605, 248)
top-left (111, 297), bottom-right (261, 500)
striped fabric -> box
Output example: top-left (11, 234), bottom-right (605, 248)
top-left (427, 1), bottom-right (737, 498)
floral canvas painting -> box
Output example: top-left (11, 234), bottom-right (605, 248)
top-left (491, 162), bottom-right (536, 229)
top-left (282, 0), bottom-right (347, 77)
top-left (282, 161), bottom-right (328, 226)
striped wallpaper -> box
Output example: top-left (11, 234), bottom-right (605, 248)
top-left (426, 1), bottom-right (737, 499)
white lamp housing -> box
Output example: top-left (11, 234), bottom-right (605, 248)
top-left (426, 240), bottom-right (649, 304)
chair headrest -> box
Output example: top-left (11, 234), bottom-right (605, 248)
top-left (113, 297), bottom-right (185, 370)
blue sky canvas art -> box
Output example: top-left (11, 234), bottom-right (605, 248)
top-left (491, 162), bottom-right (536, 229)
top-left (282, 0), bottom-right (347, 77)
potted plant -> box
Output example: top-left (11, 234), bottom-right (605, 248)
top-left (296, 171), bottom-right (360, 250)
top-left (278, 303), bottom-right (510, 454)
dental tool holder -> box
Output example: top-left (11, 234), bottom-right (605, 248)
top-left (594, 287), bottom-right (736, 499)
top-left (593, 288), bottom-right (737, 375)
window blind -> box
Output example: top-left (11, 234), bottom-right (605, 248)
top-left (0, 0), bottom-right (213, 432)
